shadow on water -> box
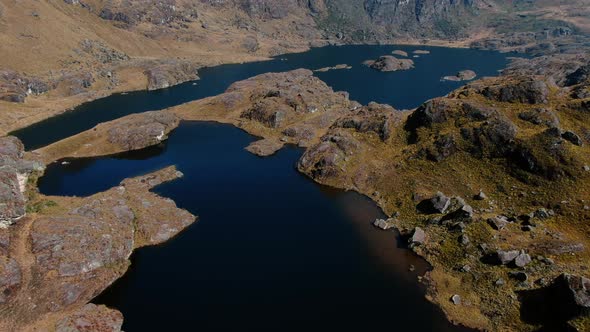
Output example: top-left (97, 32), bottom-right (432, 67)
top-left (12, 45), bottom-right (513, 150)
top-left (39, 122), bottom-right (474, 332)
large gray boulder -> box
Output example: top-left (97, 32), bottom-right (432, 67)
top-left (417, 192), bottom-right (451, 214)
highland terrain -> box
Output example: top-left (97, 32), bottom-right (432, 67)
top-left (1, 0), bottom-right (590, 331)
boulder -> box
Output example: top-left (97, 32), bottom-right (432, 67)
top-left (565, 64), bottom-right (590, 86)
top-left (417, 192), bottom-right (451, 214)
top-left (558, 274), bottom-right (590, 312)
top-left (496, 250), bottom-right (520, 265)
top-left (408, 227), bottom-right (426, 247)
top-left (514, 250), bottom-right (532, 267)
top-left (533, 208), bottom-right (552, 220)
top-left (509, 271), bottom-right (528, 282)
top-left (487, 216), bottom-right (508, 231)
top-left (444, 202), bottom-right (474, 221)
top-left (561, 131), bottom-right (583, 146)
top-left (474, 190), bottom-right (487, 200)
top-left (459, 234), bottom-right (470, 246)
top-left (451, 294), bottom-right (461, 305)
top-left (373, 218), bottom-right (396, 230)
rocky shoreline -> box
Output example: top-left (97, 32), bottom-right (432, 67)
top-left (2, 1), bottom-right (590, 330)
top-left (20, 62), bottom-right (589, 330)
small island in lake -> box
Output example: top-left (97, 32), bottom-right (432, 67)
top-left (363, 55), bottom-right (415, 72)
top-left (442, 70), bottom-right (477, 81)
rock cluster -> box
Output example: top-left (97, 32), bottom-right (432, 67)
top-left (227, 69), bottom-right (352, 131)
top-left (363, 55), bottom-right (414, 72)
top-left (144, 60), bottom-right (200, 91)
top-left (0, 70), bottom-right (50, 103)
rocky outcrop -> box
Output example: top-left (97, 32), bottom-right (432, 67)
top-left (331, 102), bottom-right (401, 141)
top-left (0, 257), bottom-right (20, 304)
top-left (298, 130), bottom-right (360, 179)
top-left (107, 111), bottom-right (179, 151)
top-left (0, 70), bottom-right (50, 103)
top-left (0, 136), bottom-right (44, 227)
top-left (0, 166), bottom-right (195, 330)
top-left (225, 69), bottom-right (352, 130)
top-left (144, 61), bottom-right (200, 91)
top-left (79, 39), bottom-right (129, 64)
top-left (55, 304), bottom-right (123, 332)
top-left (290, 61), bottom-right (590, 330)
top-left (363, 56), bottom-right (414, 72)
top-left (38, 111), bottom-right (180, 163)
top-left (475, 78), bottom-right (550, 104)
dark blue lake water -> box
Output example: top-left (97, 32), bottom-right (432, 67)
top-left (13, 45), bottom-right (511, 150)
top-left (27, 45), bottom-right (514, 331)
top-left (40, 122), bottom-right (471, 332)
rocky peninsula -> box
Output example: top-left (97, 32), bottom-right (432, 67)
top-left (0, 135), bottom-right (195, 331)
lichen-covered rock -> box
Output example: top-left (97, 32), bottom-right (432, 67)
top-left (228, 69), bottom-right (350, 129)
top-left (55, 303), bottom-right (123, 332)
top-left (0, 136), bottom-right (44, 226)
top-left (518, 108), bottom-right (560, 128)
top-left (144, 61), bottom-right (199, 91)
top-left (0, 256), bottom-right (20, 303)
top-left (409, 227), bottom-right (426, 247)
top-left (120, 169), bottom-right (196, 246)
top-left (558, 274), bottom-right (590, 312)
top-left (417, 192), bottom-right (451, 214)
top-left (31, 206), bottom-right (135, 277)
top-left (496, 250), bottom-right (520, 265)
top-left (298, 130), bottom-right (360, 179)
top-left (332, 102), bottom-right (400, 141)
top-left (478, 78), bottom-right (550, 104)
top-left (0, 166), bottom-right (195, 330)
top-left (107, 111), bottom-right (180, 151)
top-left (0, 70), bottom-right (51, 103)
